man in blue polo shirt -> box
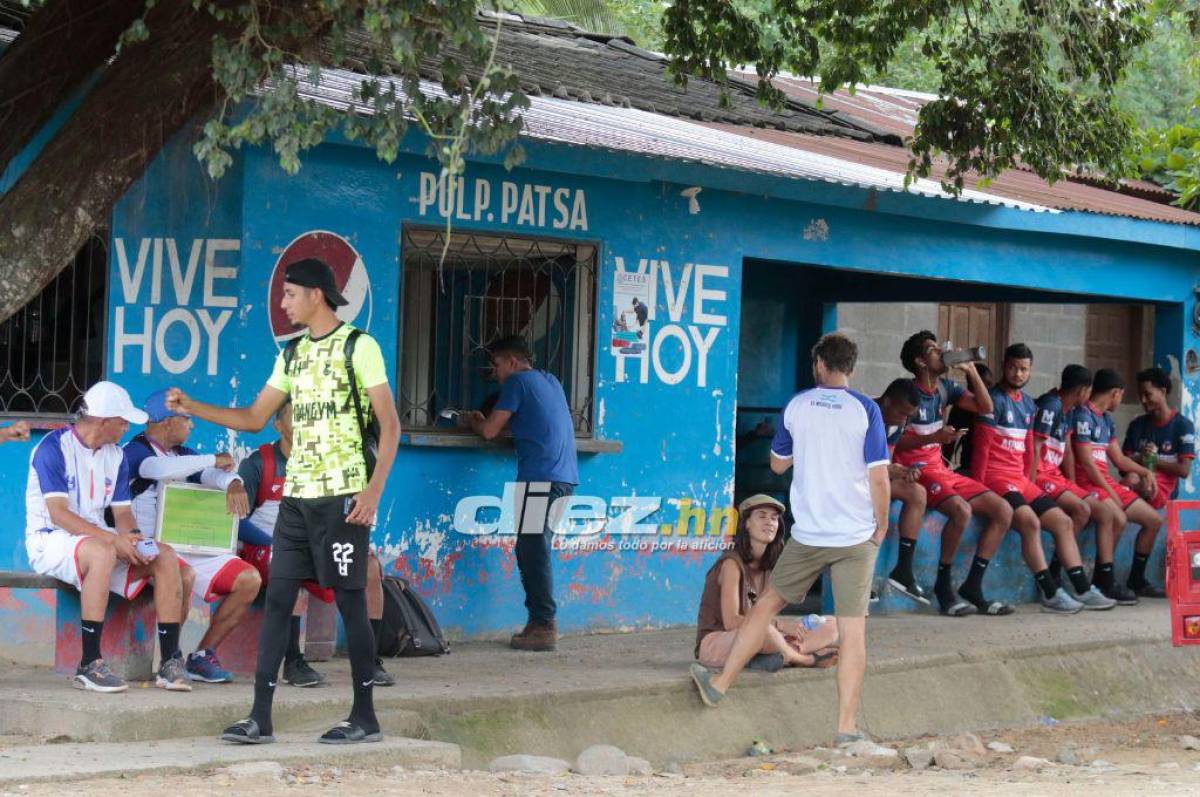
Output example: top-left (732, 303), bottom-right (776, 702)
top-left (465, 335), bottom-right (579, 652)
top-left (691, 333), bottom-right (890, 747)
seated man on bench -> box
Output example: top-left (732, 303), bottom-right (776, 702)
top-left (237, 398), bottom-right (393, 688)
top-left (25, 381), bottom-right (190, 693)
top-left (124, 389), bottom-right (262, 684)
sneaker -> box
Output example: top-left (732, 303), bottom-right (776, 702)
top-left (1074, 585), bottom-right (1117, 611)
top-left (1131, 582), bottom-right (1168, 599)
top-left (1100, 582), bottom-right (1139, 605)
top-left (1039, 587), bottom-right (1084, 614)
top-left (186, 649), bottom-right (234, 683)
top-left (74, 658), bottom-right (128, 693)
top-left (689, 662), bottom-right (724, 708)
top-left (283, 657), bottom-right (326, 688)
top-left (373, 659), bottom-right (396, 687)
top-left (156, 653), bottom-right (193, 691)
top-left (887, 572), bottom-right (931, 606)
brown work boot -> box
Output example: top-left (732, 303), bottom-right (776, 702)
top-left (510, 620), bottom-right (557, 651)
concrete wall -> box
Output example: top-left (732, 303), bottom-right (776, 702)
top-left (1008, 303), bottom-right (1087, 397)
top-left (837, 302), bottom-right (939, 396)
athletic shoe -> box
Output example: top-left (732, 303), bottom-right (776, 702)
top-left (186, 649), bottom-right (234, 683)
top-left (283, 657), bottom-right (326, 688)
top-left (1074, 585), bottom-right (1117, 611)
top-left (1039, 587), bottom-right (1084, 614)
top-left (1100, 582), bottom-right (1139, 606)
top-left (373, 659), bottom-right (396, 687)
top-left (74, 658), bottom-right (128, 693)
top-left (887, 572), bottom-right (931, 606)
top-left (156, 652), bottom-right (193, 691)
top-left (1131, 582), bottom-right (1168, 599)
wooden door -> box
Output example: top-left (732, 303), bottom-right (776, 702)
top-left (1085, 304), bottom-right (1153, 403)
top-left (938, 303), bottom-right (1009, 376)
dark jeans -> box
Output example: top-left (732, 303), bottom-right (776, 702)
top-left (516, 481), bottom-right (574, 625)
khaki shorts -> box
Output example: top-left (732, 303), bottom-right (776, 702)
top-left (768, 538), bottom-right (879, 617)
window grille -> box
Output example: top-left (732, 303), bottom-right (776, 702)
top-left (0, 233), bottom-right (108, 417)
top-left (399, 227), bottom-right (597, 434)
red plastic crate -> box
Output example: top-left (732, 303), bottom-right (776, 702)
top-left (1166, 501), bottom-right (1200, 646)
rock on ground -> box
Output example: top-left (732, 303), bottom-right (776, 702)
top-left (488, 755), bottom-right (571, 775)
top-left (627, 757), bottom-right (653, 776)
top-left (903, 748), bottom-right (934, 771)
top-left (987, 741), bottom-right (1015, 754)
top-left (220, 761), bottom-right (284, 781)
top-left (1180, 735), bottom-right (1200, 751)
top-left (1055, 746), bottom-right (1080, 766)
top-left (1014, 756), bottom-right (1052, 772)
top-left (933, 749), bottom-right (977, 771)
top-left (574, 745), bottom-right (631, 776)
top-left (953, 732), bottom-right (987, 757)
top-left (840, 739), bottom-right (897, 759)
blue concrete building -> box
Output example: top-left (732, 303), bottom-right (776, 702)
top-left (2, 15), bottom-right (1199, 654)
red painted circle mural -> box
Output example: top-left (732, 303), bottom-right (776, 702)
top-left (268, 231), bottom-right (372, 345)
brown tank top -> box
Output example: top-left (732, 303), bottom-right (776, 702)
top-left (694, 552), bottom-right (762, 658)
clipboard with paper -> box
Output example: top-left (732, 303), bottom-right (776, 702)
top-left (155, 481), bottom-right (237, 555)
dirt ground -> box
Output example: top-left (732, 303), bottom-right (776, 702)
top-left (9, 713), bottom-right (1200, 796)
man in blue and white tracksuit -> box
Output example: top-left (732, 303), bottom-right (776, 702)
top-left (692, 333), bottom-right (891, 748)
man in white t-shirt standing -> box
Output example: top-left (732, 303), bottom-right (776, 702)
top-left (692, 333), bottom-right (890, 745)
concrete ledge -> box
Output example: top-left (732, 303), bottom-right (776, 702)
top-left (0, 735), bottom-right (460, 785)
top-left (2, 604), bottom-right (1197, 769)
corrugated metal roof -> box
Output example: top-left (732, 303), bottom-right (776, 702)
top-left (711, 127), bottom-right (1200, 227)
top-left (297, 67), bottom-right (1052, 215)
top-left (734, 72), bottom-right (1197, 225)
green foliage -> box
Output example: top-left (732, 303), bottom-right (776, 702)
top-left (178, 1), bottom-right (530, 188)
top-left (663, 0), bottom-right (1154, 194)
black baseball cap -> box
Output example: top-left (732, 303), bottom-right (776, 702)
top-left (284, 258), bottom-right (348, 307)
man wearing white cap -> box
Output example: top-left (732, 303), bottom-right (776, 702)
top-left (25, 381), bottom-right (190, 693)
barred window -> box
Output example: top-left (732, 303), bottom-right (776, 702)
top-left (399, 227), bottom-right (597, 434)
top-left (0, 233), bottom-right (109, 417)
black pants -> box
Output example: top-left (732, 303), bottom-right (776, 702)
top-left (516, 481), bottom-right (574, 625)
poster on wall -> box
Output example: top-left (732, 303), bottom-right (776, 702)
top-left (611, 271), bottom-right (650, 357)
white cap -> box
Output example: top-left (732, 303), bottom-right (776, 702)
top-left (80, 381), bottom-right (148, 424)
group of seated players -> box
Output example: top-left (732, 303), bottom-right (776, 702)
top-left (872, 331), bottom-right (1187, 616)
top-left (24, 381), bottom-right (394, 693)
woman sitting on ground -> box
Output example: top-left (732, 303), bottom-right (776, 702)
top-left (695, 494), bottom-right (840, 669)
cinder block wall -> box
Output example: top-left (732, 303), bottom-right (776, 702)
top-left (1007, 304), bottom-right (1087, 398)
top-left (838, 302), bottom-right (939, 397)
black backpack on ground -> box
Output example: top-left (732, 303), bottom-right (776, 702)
top-left (377, 576), bottom-right (450, 657)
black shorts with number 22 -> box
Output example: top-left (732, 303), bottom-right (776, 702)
top-left (271, 495), bottom-right (370, 589)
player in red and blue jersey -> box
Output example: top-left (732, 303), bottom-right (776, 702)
top-left (894, 331), bottom-right (1012, 617)
top-left (1068, 368), bottom-right (1164, 600)
top-left (1123, 367), bottom-right (1195, 509)
top-left (1032, 365), bottom-right (1129, 604)
top-left (874, 379), bottom-right (929, 606)
top-left (973, 345), bottom-right (1114, 612)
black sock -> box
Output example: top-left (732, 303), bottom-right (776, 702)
top-left (959, 556), bottom-right (990, 600)
top-left (1067, 566), bottom-right (1090, 595)
top-left (1128, 553), bottom-right (1150, 588)
top-left (892, 538), bottom-right (917, 582)
top-left (80, 619), bottom-right (104, 667)
top-left (336, 588), bottom-right (379, 733)
top-left (1034, 569), bottom-right (1058, 600)
top-left (158, 622), bottom-right (180, 661)
top-left (371, 618), bottom-right (383, 659)
top-left (249, 576), bottom-right (304, 736)
top-left (934, 563), bottom-right (956, 600)
top-left (285, 616), bottom-right (303, 664)
top-left (1047, 555), bottom-right (1062, 578)
top-left (1093, 562), bottom-right (1115, 592)
top-left (250, 679), bottom-right (276, 735)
